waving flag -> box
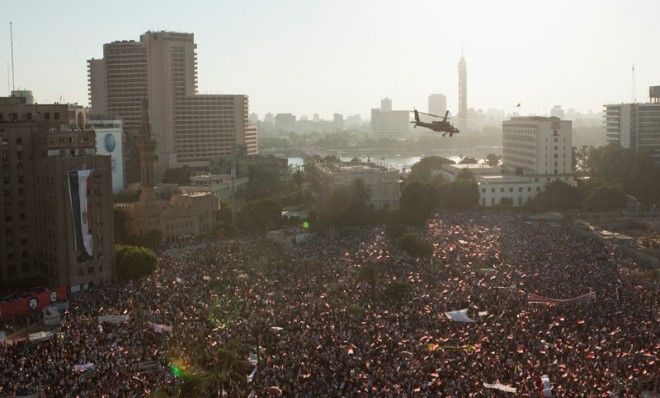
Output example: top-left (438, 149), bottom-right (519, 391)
top-left (527, 290), bottom-right (596, 305)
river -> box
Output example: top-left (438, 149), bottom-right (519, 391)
top-left (287, 155), bottom-right (472, 172)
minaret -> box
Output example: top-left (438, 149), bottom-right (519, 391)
top-left (138, 98), bottom-right (157, 201)
top-left (458, 46), bottom-right (467, 131)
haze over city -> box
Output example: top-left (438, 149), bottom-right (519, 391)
top-left (2, 0), bottom-right (660, 118)
top-left (1, 1), bottom-right (659, 397)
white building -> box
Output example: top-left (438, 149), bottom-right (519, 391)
top-left (476, 116), bottom-right (574, 208)
top-left (90, 119), bottom-right (124, 193)
top-left (315, 162), bottom-right (400, 209)
top-left (436, 163), bottom-right (499, 182)
top-left (180, 173), bottom-right (249, 207)
top-left (604, 88), bottom-right (660, 164)
top-left (502, 116), bottom-right (572, 176)
top-left (428, 94), bottom-right (447, 117)
top-left (371, 98), bottom-right (409, 138)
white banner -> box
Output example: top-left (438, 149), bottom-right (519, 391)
top-left (42, 306), bottom-right (61, 326)
top-left (74, 363), bottom-right (95, 372)
top-left (151, 323), bottom-right (173, 333)
top-left (444, 308), bottom-right (476, 323)
top-left (98, 315), bottom-right (129, 324)
top-left (28, 331), bottom-right (54, 342)
top-left (483, 382), bottom-right (517, 393)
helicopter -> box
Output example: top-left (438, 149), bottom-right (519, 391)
top-left (410, 109), bottom-right (460, 137)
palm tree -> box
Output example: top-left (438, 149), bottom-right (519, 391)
top-left (358, 264), bottom-right (379, 303)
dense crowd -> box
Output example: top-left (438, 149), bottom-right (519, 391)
top-left (0, 212), bottom-right (657, 397)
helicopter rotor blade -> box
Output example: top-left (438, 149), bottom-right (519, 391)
top-left (416, 111), bottom-right (444, 118)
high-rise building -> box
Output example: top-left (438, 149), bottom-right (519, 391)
top-left (0, 94), bottom-right (115, 289)
top-left (458, 53), bottom-right (468, 131)
top-left (333, 113), bottom-right (344, 130)
top-left (551, 105), bottom-right (565, 119)
top-left (502, 116), bottom-right (572, 176)
top-left (380, 98), bottom-right (392, 112)
top-left (275, 113), bottom-right (296, 131)
top-left (604, 102), bottom-right (660, 164)
top-left (428, 94), bottom-right (447, 117)
top-left (88, 31), bottom-right (257, 182)
top-left (371, 98), bottom-right (409, 138)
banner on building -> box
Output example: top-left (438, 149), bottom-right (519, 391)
top-left (68, 169), bottom-right (94, 261)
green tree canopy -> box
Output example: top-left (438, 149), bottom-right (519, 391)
top-left (584, 182), bottom-right (627, 211)
top-left (238, 197), bottom-right (283, 232)
top-left (398, 233), bottom-right (433, 258)
top-left (440, 179), bottom-right (479, 209)
top-left (115, 244), bottom-right (159, 283)
top-left (400, 182), bottom-right (439, 225)
top-left (408, 156), bottom-right (454, 182)
top-left (526, 181), bottom-right (580, 212)
top-left (485, 153), bottom-right (501, 167)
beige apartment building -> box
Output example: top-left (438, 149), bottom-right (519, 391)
top-left (88, 31), bottom-right (257, 182)
top-left (0, 92), bottom-right (115, 289)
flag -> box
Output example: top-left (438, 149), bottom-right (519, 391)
top-left (483, 382), bottom-right (517, 393)
top-left (527, 290), bottom-right (596, 305)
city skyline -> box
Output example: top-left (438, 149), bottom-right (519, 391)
top-left (2, 0), bottom-right (660, 119)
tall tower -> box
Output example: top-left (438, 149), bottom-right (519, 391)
top-left (138, 99), bottom-right (157, 199)
top-left (458, 48), bottom-right (467, 131)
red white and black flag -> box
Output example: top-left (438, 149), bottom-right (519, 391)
top-left (68, 170), bottom-right (94, 261)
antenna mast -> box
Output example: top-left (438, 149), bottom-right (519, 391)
top-left (10, 22), bottom-right (15, 91)
top-left (632, 64), bottom-right (637, 103)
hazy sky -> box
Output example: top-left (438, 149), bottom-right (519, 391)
top-left (2, 0), bottom-right (659, 119)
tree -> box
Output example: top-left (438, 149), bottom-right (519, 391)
top-left (485, 153), bottom-right (501, 167)
top-left (384, 281), bottom-right (411, 303)
top-left (408, 156), bottom-right (455, 182)
top-left (238, 197), bottom-right (282, 232)
top-left (585, 183), bottom-right (627, 211)
top-left (398, 233), bottom-right (433, 258)
top-left (358, 264), bottom-right (379, 302)
top-left (441, 179), bottom-right (479, 209)
top-left (115, 244), bottom-right (158, 282)
top-left (459, 157), bottom-right (477, 164)
top-left (526, 181), bottom-right (580, 212)
top-left (399, 182), bottom-right (439, 225)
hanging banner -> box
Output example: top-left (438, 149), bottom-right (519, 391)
top-left (68, 169), bottom-right (93, 261)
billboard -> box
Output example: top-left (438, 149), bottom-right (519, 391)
top-left (92, 121), bottom-right (124, 194)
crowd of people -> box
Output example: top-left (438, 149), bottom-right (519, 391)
top-left (0, 212), bottom-right (657, 396)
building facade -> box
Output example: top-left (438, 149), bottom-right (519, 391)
top-left (428, 94), bottom-right (447, 118)
top-left (88, 31), bottom-right (257, 182)
top-left (118, 100), bottom-right (217, 241)
top-left (371, 98), bottom-right (409, 138)
top-left (314, 161), bottom-right (400, 209)
top-left (502, 116), bottom-right (572, 176)
top-left (181, 173), bottom-right (249, 205)
top-left (90, 119), bottom-right (124, 193)
top-left (604, 89), bottom-right (660, 164)
top-left (0, 94), bottom-right (115, 289)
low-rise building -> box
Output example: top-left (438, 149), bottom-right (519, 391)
top-left (180, 173), bottom-right (248, 205)
top-left (436, 163), bottom-right (499, 182)
top-left (315, 161), bottom-right (400, 209)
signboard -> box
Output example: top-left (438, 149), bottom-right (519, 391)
top-left (92, 122), bottom-right (124, 194)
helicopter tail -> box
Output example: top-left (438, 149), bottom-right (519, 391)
top-left (413, 109), bottom-right (420, 124)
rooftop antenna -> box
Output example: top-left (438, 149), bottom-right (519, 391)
top-left (10, 22), bottom-right (15, 91)
top-left (6, 61), bottom-right (9, 96)
top-left (631, 64), bottom-right (637, 103)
